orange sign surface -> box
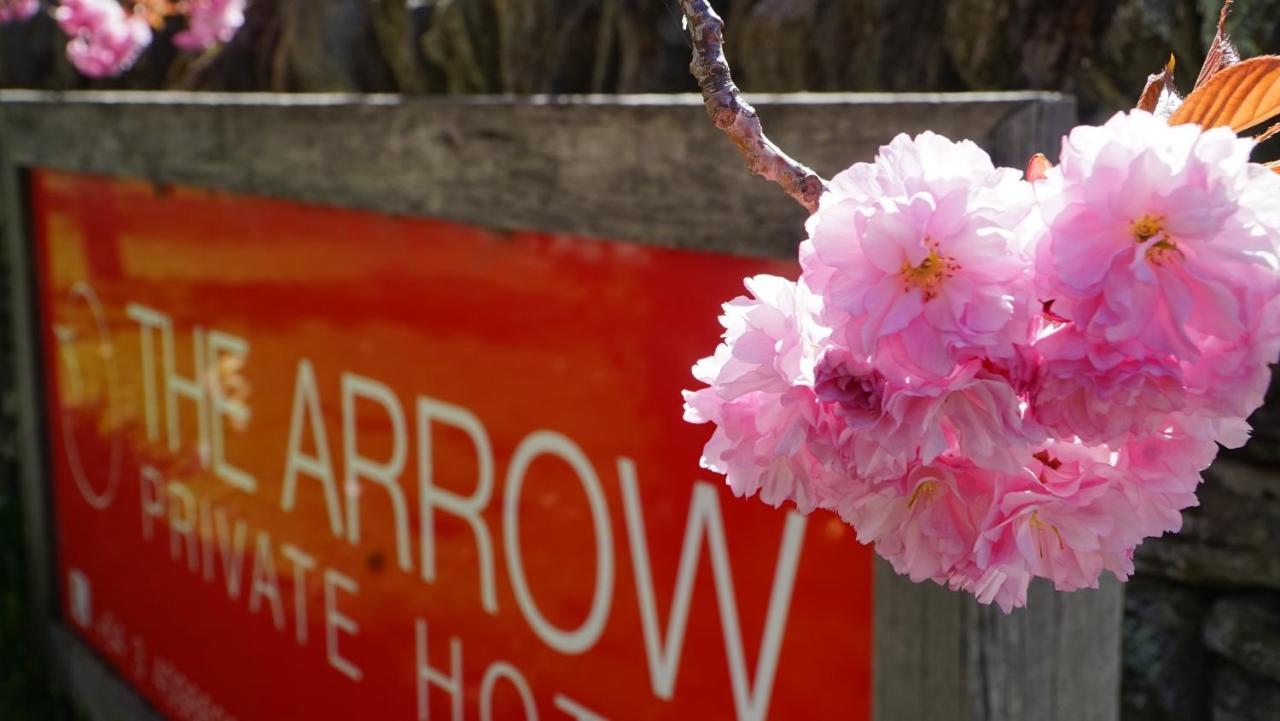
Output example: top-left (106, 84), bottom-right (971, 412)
top-left (32, 169), bottom-right (873, 721)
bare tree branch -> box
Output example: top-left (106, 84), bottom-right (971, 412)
top-left (678, 0), bottom-right (828, 214)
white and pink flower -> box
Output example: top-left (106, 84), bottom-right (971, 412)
top-left (804, 132), bottom-right (1036, 381)
top-left (0, 0), bottom-right (39, 24)
top-left (55, 0), bottom-right (151, 77)
top-left (173, 0), bottom-right (244, 52)
top-left (686, 115), bottom-right (1280, 611)
top-left (1031, 110), bottom-right (1280, 442)
top-left (682, 275), bottom-right (854, 513)
top-left (836, 458), bottom-right (991, 587)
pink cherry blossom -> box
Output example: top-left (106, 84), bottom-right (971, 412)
top-left (1032, 319), bottom-right (1276, 448)
top-left (1030, 110), bottom-right (1280, 442)
top-left (968, 430), bottom-right (1214, 599)
top-left (804, 131), bottom-right (1036, 381)
top-left (0, 0), bottom-right (39, 24)
top-left (844, 360), bottom-right (1042, 480)
top-left (1030, 324), bottom-right (1186, 444)
top-left (1038, 112), bottom-right (1274, 341)
top-left (685, 115), bottom-right (1280, 612)
top-left (55, 0), bottom-right (151, 77)
top-left (1034, 113), bottom-right (1274, 414)
top-left (1112, 423), bottom-right (1217, 541)
top-left (173, 0), bottom-right (244, 52)
top-left (683, 275), bottom-right (855, 513)
top-left (836, 458), bottom-right (991, 585)
top-left (975, 442), bottom-right (1128, 593)
top-left (947, 562), bottom-right (1033, 614)
top-left (813, 348), bottom-right (884, 428)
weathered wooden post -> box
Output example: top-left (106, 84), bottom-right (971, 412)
top-left (2, 91), bottom-right (1111, 721)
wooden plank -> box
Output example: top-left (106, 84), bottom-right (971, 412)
top-left (875, 569), bottom-right (1122, 721)
top-left (873, 561), bottom-right (967, 721)
top-left (49, 624), bottom-right (165, 721)
top-left (0, 91), bottom-right (1074, 258)
top-left (1, 156), bottom-right (55, 657)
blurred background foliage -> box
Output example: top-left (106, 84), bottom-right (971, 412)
top-left (0, 0), bottom-right (1277, 123)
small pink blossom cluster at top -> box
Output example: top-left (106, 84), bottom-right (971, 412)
top-left (684, 110), bottom-right (1280, 611)
top-left (173, 0), bottom-right (245, 53)
top-left (0, 0), bottom-right (39, 23)
top-left (0, 0), bottom-right (245, 77)
top-left (54, 0), bottom-right (152, 78)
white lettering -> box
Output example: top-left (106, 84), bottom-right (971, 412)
top-left (248, 531), bottom-right (285, 631)
top-left (199, 499), bottom-right (215, 583)
top-left (139, 464), bottom-right (165, 540)
top-left (167, 481), bottom-right (198, 573)
top-left (162, 322), bottom-right (208, 461)
top-left (618, 462), bottom-right (806, 721)
top-left (214, 506), bottom-right (249, 600)
top-left (207, 330), bottom-right (254, 492)
top-left (417, 396), bottom-right (497, 614)
top-left (281, 359), bottom-right (343, 537)
top-left (415, 620), bottom-right (463, 721)
top-left (324, 568), bottom-right (361, 681)
top-left (479, 661), bottom-right (538, 721)
top-left (504, 431), bottom-right (614, 655)
top-left (282, 544), bottom-right (317, 646)
top-left (125, 302), bottom-right (166, 442)
top-left (341, 373), bottom-right (411, 571)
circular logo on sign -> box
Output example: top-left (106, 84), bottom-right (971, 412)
top-left (53, 281), bottom-right (123, 510)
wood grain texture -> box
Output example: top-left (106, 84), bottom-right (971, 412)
top-left (0, 91), bottom-right (1073, 258)
top-left (50, 625), bottom-right (165, 721)
top-left (875, 564), bottom-right (1123, 721)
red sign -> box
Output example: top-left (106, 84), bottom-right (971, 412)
top-left (32, 169), bottom-right (872, 721)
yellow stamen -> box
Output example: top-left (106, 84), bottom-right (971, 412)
top-left (1131, 214), bottom-right (1164, 242)
top-left (907, 480), bottom-right (939, 509)
top-left (901, 243), bottom-right (957, 300)
top-left (1028, 511), bottom-right (1066, 558)
top-left (1146, 238), bottom-right (1183, 264)
top-left (1130, 214), bottom-right (1182, 265)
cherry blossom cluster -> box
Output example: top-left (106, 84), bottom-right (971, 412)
top-left (0, 0), bottom-right (38, 23)
top-left (684, 110), bottom-right (1280, 611)
top-left (0, 0), bottom-right (244, 77)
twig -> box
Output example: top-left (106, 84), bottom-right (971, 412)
top-left (677, 0), bottom-right (828, 214)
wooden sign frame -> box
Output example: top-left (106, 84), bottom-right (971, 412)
top-left (1, 90), bottom-right (1118, 721)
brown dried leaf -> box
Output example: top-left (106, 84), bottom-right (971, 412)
top-left (1195, 0), bottom-right (1240, 89)
top-left (1138, 55), bottom-right (1176, 111)
top-left (134, 0), bottom-right (180, 28)
top-left (1138, 55), bottom-right (1182, 118)
top-left (1169, 55), bottom-right (1280, 132)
